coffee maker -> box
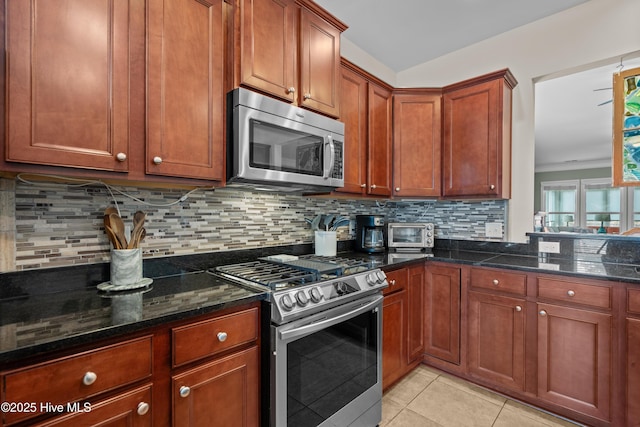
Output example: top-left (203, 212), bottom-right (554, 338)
top-left (355, 215), bottom-right (386, 253)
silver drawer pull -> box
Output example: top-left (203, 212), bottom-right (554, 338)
top-left (492, 279), bottom-right (499, 286)
top-left (515, 305), bottom-right (522, 312)
top-left (539, 310), bottom-right (547, 317)
top-left (217, 332), bottom-right (228, 342)
top-left (153, 156), bottom-right (163, 165)
top-left (179, 386), bottom-right (191, 398)
top-left (137, 402), bottom-right (150, 416)
top-left (82, 371), bottom-right (97, 386)
top-left (567, 290), bottom-right (575, 297)
top-left (116, 152), bottom-right (127, 162)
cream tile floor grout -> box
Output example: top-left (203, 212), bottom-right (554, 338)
top-left (381, 365), bottom-right (585, 427)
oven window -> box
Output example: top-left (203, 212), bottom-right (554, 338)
top-left (249, 119), bottom-right (324, 176)
top-left (286, 310), bottom-right (378, 427)
top-left (392, 227), bottom-right (423, 244)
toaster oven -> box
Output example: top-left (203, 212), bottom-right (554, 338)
top-left (387, 223), bottom-right (434, 251)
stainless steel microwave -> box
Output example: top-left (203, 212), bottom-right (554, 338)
top-left (227, 88), bottom-right (345, 192)
top-left (387, 223), bottom-right (435, 250)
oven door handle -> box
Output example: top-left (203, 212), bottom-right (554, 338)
top-left (279, 295), bottom-right (382, 342)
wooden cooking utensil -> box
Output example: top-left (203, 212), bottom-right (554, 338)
top-left (127, 211), bottom-right (146, 249)
top-left (108, 213), bottom-right (128, 249)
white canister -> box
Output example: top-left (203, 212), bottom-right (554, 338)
top-left (110, 248), bottom-right (143, 287)
top-left (315, 231), bottom-right (337, 256)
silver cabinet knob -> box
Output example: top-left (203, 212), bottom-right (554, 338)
top-left (153, 156), bottom-right (163, 165)
top-left (395, 187), bottom-right (400, 192)
top-left (539, 310), bottom-right (547, 317)
top-left (370, 184), bottom-right (377, 189)
top-left (490, 184), bottom-right (496, 190)
top-left (82, 371), bottom-right (97, 386)
top-left (179, 386), bottom-right (191, 398)
top-left (287, 87), bottom-right (296, 94)
top-left (137, 402), bottom-right (150, 416)
top-left (116, 152), bottom-right (127, 162)
top-left (390, 279), bottom-right (396, 286)
top-left (360, 184), bottom-right (366, 188)
top-left (567, 290), bottom-right (575, 297)
top-left (303, 93), bottom-right (311, 100)
top-left (217, 332), bottom-right (228, 342)
top-left (515, 305), bottom-right (522, 312)
top-left (492, 279), bottom-right (499, 286)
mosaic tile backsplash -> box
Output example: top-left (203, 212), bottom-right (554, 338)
top-left (2, 178), bottom-right (507, 272)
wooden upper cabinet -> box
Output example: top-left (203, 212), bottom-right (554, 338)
top-left (298, 6), bottom-right (341, 116)
top-left (234, 0), bottom-right (346, 117)
top-left (367, 83), bottom-right (393, 197)
top-left (442, 69), bottom-right (517, 199)
top-left (392, 91), bottom-right (442, 197)
top-left (336, 65), bottom-right (368, 195)
top-left (237, 0), bottom-right (297, 103)
top-left (6, 0), bottom-right (131, 171)
top-left (146, 0), bottom-right (225, 181)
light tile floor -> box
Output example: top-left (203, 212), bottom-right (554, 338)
top-left (382, 365), bottom-right (584, 427)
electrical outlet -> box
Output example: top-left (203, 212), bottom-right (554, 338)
top-left (485, 222), bottom-right (503, 238)
top-left (538, 241), bottom-right (561, 254)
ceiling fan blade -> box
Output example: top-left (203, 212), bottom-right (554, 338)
top-left (597, 99), bottom-right (613, 106)
top-left (593, 88), bottom-right (612, 91)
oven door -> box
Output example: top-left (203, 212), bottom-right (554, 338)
top-left (388, 223), bottom-right (432, 249)
top-left (272, 294), bottom-right (382, 427)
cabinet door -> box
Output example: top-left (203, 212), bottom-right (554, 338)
top-left (6, 0), bottom-right (130, 171)
top-left (147, 0), bottom-right (225, 180)
top-left (299, 7), bottom-right (341, 117)
top-left (537, 303), bottom-right (611, 421)
top-left (467, 292), bottom-right (525, 391)
top-left (382, 289), bottom-right (406, 390)
top-left (336, 65), bottom-right (368, 195)
top-left (442, 78), bottom-right (506, 198)
top-left (392, 93), bottom-right (442, 197)
top-left (367, 83), bottom-right (393, 197)
top-left (173, 346), bottom-right (259, 427)
top-left (238, 0), bottom-right (296, 102)
top-left (628, 317), bottom-right (640, 427)
top-left (34, 385), bottom-right (152, 427)
top-left (407, 263), bottom-right (425, 364)
top-left (424, 264), bottom-right (460, 364)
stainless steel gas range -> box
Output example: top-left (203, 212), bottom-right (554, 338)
top-left (213, 254), bottom-right (387, 427)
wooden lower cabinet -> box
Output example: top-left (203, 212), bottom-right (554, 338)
top-left (33, 385), bottom-right (152, 427)
top-left (172, 346), bottom-right (259, 427)
top-left (467, 291), bottom-right (525, 392)
top-left (382, 288), bottom-right (406, 390)
top-left (424, 263), bottom-right (460, 364)
top-left (628, 317), bottom-right (640, 427)
top-left (407, 263), bottom-right (426, 364)
top-left (537, 302), bottom-right (612, 422)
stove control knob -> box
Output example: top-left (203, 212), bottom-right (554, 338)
top-left (309, 287), bottom-right (322, 303)
top-left (295, 290), bottom-right (309, 306)
top-left (376, 271), bottom-right (387, 283)
top-left (366, 273), bottom-right (377, 286)
top-left (280, 294), bottom-right (295, 311)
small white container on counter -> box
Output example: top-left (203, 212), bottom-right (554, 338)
top-left (315, 231), bottom-right (337, 256)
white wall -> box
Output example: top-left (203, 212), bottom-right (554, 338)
top-left (341, 0), bottom-right (639, 242)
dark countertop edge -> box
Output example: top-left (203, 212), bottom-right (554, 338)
top-left (0, 291), bottom-right (268, 365)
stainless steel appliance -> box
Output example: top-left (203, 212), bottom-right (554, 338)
top-left (387, 222), bottom-right (435, 251)
top-left (355, 215), bottom-right (386, 253)
top-left (214, 254), bottom-right (387, 427)
top-left (227, 88), bottom-right (345, 192)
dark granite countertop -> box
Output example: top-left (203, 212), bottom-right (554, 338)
top-left (1, 238), bottom-right (639, 365)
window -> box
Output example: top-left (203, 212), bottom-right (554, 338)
top-left (541, 178), bottom-right (633, 234)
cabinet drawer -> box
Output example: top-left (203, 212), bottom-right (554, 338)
top-left (470, 268), bottom-right (526, 296)
top-left (2, 336), bottom-right (152, 425)
top-left (629, 288), bottom-right (640, 315)
top-left (383, 268), bottom-right (408, 295)
top-left (537, 277), bottom-right (611, 310)
top-left (173, 307), bottom-right (259, 367)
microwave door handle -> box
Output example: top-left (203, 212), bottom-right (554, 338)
top-left (323, 135), bottom-right (335, 179)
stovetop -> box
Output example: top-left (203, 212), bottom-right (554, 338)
top-left (212, 254), bottom-right (372, 291)
top-left (213, 254), bottom-right (387, 324)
